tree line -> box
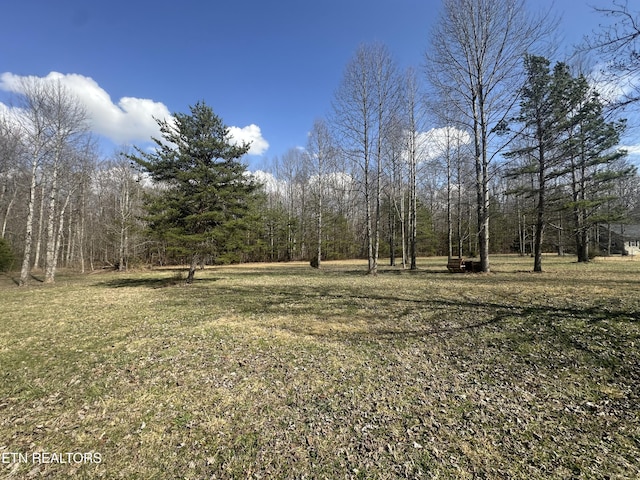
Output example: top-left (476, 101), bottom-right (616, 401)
top-left (1, 0), bottom-right (639, 284)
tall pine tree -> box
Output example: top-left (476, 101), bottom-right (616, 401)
top-left (504, 55), bottom-right (561, 272)
top-left (130, 101), bottom-right (260, 283)
top-left (556, 72), bottom-right (630, 261)
top-left (505, 57), bottom-right (632, 264)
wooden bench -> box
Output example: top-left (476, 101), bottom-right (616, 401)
top-left (465, 260), bottom-right (483, 273)
top-left (446, 258), bottom-right (483, 273)
top-left (446, 258), bottom-right (466, 273)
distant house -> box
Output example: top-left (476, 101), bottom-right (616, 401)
top-left (622, 225), bottom-right (640, 256)
top-left (611, 224), bottom-right (640, 255)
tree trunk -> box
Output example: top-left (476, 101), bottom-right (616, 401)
top-left (400, 193), bottom-right (407, 269)
top-left (474, 130), bottom-right (487, 267)
top-left (533, 212), bottom-right (544, 272)
top-left (365, 180), bottom-right (375, 274)
top-left (576, 227), bottom-right (589, 262)
top-left (479, 99), bottom-right (491, 273)
top-left (44, 163), bottom-right (59, 283)
top-left (48, 191), bottom-right (71, 283)
top-left (409, 133), bottom-right (417, 270)
top-left (79, 183), bottom-right (86, 273)
top-left (389, 196), bottom-right (395, 266)
top-left (364, 127), bottom-right (376, 274)
top-left (33, 184), bottom-right (45, 270)
top-left (1, 184), bottom-right (16, 239)
top-left (533, 152), bottom-right (546, 272)
top-left (118, 223), bottom-right (127, 271)
top-left (446, 149), bottom-right (453, 260)
top-left (373, 125), bottom-right (382, 275)
top-left (557, 213), bottom-right (563, 256)
top-left (472, 89), bottom-right (490, 272)
top-left (457, 159), bottom-right (464, 258)
top-left (316, 191), bottom-right (322, 269)
top-left (19, 162), bottom-right (38, 286)
top-left (66, 210), bottom-right (73, 266)
top-left (186, 254), bottom-right (199, 284)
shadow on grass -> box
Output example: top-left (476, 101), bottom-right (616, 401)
top-left (94, 263), bottom-right (640, 390)
top-left (217, 263), bottom-right (450, 278)
top-left (3, 273), bottom-right (46, 286)
top-left (97, 275), bottom-right (222, 289)
top-left (206, 280), bottom-right (640, 385)
top-left (219, 279), bottom-right (640, 325)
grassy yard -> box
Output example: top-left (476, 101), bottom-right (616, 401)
top-left (1, 255), bottom-right (639, 479)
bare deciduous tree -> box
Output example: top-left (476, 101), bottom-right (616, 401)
top-left (8, 77), bottom-right (90, 285)
top-left (305, 118), bottom-right (337, 269)
top-left (11, 80), bottom-right (52, 286)
top-left (333, 42), bottom-right (400, 274)
top-left (426, 0), bottom-right (550, 272)
top-left (0, 118), bottom-right (22, 240)
top-left (39, 82), bottom-right (90, 283)
top-left (276, 148), bottom-right (309, 261)
top-left (587, 0), bottom-right (640, 109)
top-left (403, 68), bottom-right (422, 270)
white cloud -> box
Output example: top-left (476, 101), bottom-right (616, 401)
top-left (413, 126), bottom-right (471, 163)
top-left (0, 71), bottom-right (170, 144)
top-left (589, 65), bottom-right (640, 107)
top-left (308, 171), bottom-right (353, 190)
top-left (0, 100), bottom-right (15, 121)
top-left (620, 144), bottom-right (640, 156)
top-left (249, 169), bottom-right (292, 195)
top-left (0, 71), bottom-right (269, 155)
top-left (228, 124), bottom-right (269, 156)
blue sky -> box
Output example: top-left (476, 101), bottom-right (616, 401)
top-left (1, 0), bottom-right (635, 170)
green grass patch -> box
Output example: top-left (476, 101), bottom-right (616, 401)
top-left (1, 255), bottom-right (639, 478)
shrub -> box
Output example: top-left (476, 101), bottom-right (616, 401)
top-left (0, 238), bottom-right (15, 272)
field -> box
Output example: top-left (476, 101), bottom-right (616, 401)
top-left (1, 255), bottom-right (639, 479)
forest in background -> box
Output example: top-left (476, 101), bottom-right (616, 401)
top-left (1, 0), bottom-right (640, 284)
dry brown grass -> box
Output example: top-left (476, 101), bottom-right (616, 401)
top-left (0, 255), bottom-right (639, 478)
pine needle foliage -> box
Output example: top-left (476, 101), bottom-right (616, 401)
top-left (129, 101), bottom-right (261, 282)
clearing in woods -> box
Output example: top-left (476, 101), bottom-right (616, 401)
top-left (0, 255), bottom-right (639, 478)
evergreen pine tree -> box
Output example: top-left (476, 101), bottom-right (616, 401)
top-left (505, 56), bottom-right (632, 264)
top-left (130, 101), bottom-right (261, 283)
top-left (504, 55), bottom-right (560, 271)
top-left (557, 75), bottom-right (630, 261)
